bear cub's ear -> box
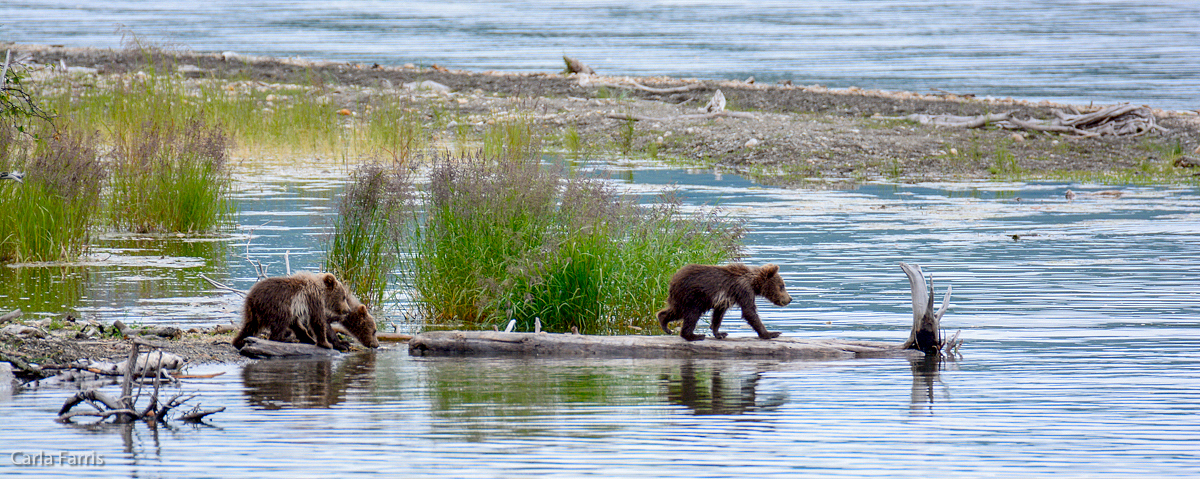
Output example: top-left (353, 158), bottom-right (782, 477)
top-left (761, 264), bottom-right (779, 276)
top-left (322, 273), bottom-right (338, 289)
top-left (356, 305), bottom-right (368, 315)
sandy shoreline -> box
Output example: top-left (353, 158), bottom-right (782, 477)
top-left (6, 42), bottom-right (1199, 184)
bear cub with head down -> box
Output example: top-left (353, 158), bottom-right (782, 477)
top-left (232, 272), bottom-right (355, 350)
top-left (658, 263), bottom-right (792, 341)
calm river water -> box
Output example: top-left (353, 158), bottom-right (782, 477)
top-left (3, 161), bottom-right (1200, 477)
top-left (4, 3), bottom-right (1200, 474)
top-left (3, 1), bottom-right (1199, 110)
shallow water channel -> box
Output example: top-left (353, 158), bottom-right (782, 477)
top-left (4, 161), bottom-right (1200, 477)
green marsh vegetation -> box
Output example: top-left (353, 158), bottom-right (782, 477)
top-left (324, 118), bottom-right (745, 334)
top-left (0, 125), bottom-right (105, 262)
top-left (324, 161), bottom-right (413, 308)
top-left (1, 52), bottom-right (236, 263)
top-left (108, 117), bottom-right (234, 233)
top-left (410, 153), bottom-right (744, 334)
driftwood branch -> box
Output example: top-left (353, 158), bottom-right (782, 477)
top-left (113, 319), bottom-right (183, 339)
top-left (893, 111), bottom-right (1013, 128)
top-left (606, 110), bottom-right (755, 122)
top-left (200, 273), bottom-right (247, 296)
top-left (180, 406), bottom-right (226, 423)
top-left (57, 339), bottom-right (220, 424)
top-left (888, 103), bottom-right (1165, 137)
top-left (0, 308), bottom-right (21, 323)
top-left (604, 89), bottom-right (750, 122)
top-left (595, 80), bottom-right (707, 94)
top-left (899, 262), bottom-right (952, 354)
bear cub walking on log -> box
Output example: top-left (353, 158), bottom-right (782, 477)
top-left (233, 272), bottom-right (357, 350)
top-left (658, 263), bottom-right (792, 341)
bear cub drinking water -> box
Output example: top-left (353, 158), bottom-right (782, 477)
top-left (657, 263), bottom-right (792, 341)
top-left (233, 272), bottom-right (363, 350)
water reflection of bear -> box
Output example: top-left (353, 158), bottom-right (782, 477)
top-left (242, 352), bottom-right (376, 409)
top-left (661, 361), bottom-right (787, 415)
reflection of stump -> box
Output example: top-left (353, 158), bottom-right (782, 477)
top-left (909, 355), bottom-right (941, 412)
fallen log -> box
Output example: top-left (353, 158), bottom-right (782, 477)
top-left (410, 331), bottom-right (920, 360)
top-left (410, 263), bottom-right (956, 360)
top-left (887, 103), bottom-right (1165, 137)
top-left (0, 309), bottom-right (21, 323)
top-left (605, 110), bottom-right (755, 122)
top-left (238, 336), bottom-right (340, 359)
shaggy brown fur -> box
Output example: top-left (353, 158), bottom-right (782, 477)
top-left (323, 304), bottom-right (380, 350)
top-left (232, 272), bottom-right (353, 350)
top-left (657, 263), bottom-right (792, 341)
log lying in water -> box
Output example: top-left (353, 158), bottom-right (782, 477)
top-left (409, 331), bottom-right (921, 360)
top-left (409, 263), bottom-right (954, 360)
top-left (238, 337), bottom-right (339, 359)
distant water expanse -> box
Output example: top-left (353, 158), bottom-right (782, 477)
top-left (3, 1), bottom-right (1198, 110)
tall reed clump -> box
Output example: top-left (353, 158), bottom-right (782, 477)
top-left (410, 154), bottom-right (744, 334)
top-left (108, 117), bottom-right (234, 233)
top-left (324, 161), bottom-right (413, 307)
top-left (0, 125), bottom-right (106, 262)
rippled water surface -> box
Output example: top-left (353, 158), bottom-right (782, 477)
top-left (3, 161), bottom-right (1200, 476)
top-left (3, 1), bottom-right (1199, 109)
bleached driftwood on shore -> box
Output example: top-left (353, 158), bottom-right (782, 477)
top-left (57, 337), bottom-right (221, 424)
top-left (888, 103), bottom-right (1165, 137)
top-left (605, 110), bottom-right (756, 122)
top-left (605, 89), bottom-right (753, 122)
top-left (410, 263), bottom-right (957, 360)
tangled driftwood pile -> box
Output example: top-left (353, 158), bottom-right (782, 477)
top-left (891, 103), bottom-right (1165, 138)
top-left (55, 337), bottom-right (223, 424)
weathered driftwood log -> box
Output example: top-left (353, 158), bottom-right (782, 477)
top-left (893, 111), bottom-right (1013, 128)
top-left (604, 89), bottom-right (753, 122)
top-left (238, 336), bottom-right (340, 359)
top-left (899, 262), bottom-right (951, 354)
top-left (605, 110), bottom-right (755, 123)
top-left (57, 337), bottom-right (215, 424)
top-left (887, 103), bottom-right (1164, 137)
top-left (410, 263), bottom-right (954, 359)
top-left (113, 319), bottom-right (183, 339)
top-left (0, 309), bottom-right (21, 323)
top-left (410, 331), bottom-right (918, 360)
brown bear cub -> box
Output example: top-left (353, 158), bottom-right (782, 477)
top-left (232, 272), bottom-right (354, 350)
top-left (657, 263), bottom-right (792, 341)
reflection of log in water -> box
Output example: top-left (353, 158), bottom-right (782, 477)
top-left (662, 361), bottom-right (786, 415)
top-left (909, 355), bottom-right (951, 414)
top-left (241, 352), bottom-right (375, 409)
